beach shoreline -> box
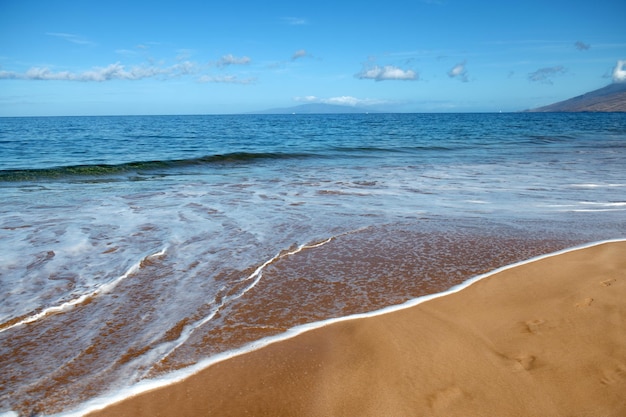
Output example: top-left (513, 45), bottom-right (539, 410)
top-left (67, 239), bottom-right (626, 417)
top-left (3, 113), bottom-right (625, 416)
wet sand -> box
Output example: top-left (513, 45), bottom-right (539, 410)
top-left (85, 240), bottom-right (626, 417)
top-left (1, 223), bottom-right (585, 415)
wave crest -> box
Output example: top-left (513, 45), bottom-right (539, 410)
top-left (0, 152), bottom-right (314, 182)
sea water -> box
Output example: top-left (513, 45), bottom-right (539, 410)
top-left (1, 113), bottom-right (625, 415)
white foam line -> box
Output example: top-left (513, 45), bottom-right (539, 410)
top-left (237, 237), bottom-right (334, 298)
top-left (579, 201), bottom-right (626, 207)
top-left (152, 238), bottom-right (335, 369)
top-left (0, 247), bottom-right (167, 334)
top-left (572, 209), bottom-right (626, 212)
top-left (50, 238), bottom-right (626, 417)
top-left (571, 183), bottom-right (625, 188)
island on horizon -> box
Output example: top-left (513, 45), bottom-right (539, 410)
top-left (524, 82), bottom-right (626, 112)
top-left (250, 82), bottom-right (626, 114)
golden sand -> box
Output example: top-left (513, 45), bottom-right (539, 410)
top-left (86, 241), bottom-right (626, 417)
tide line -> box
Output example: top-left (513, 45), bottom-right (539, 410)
top-left (221, 237), bottom-right (334, 303)
top-left (0, 247), bottom-right (167, 334)
top-left (149, 237), bottom-right (335, 373)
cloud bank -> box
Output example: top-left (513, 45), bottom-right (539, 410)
top-left (613, 60), bottom-right (626, 83)
top-left (0, 60), bottom-right (254, 84)
top-left (356, 65), bottom-right (417, 81)
top-left (528, 66), bottom-right (566, 84)
top-left (0, 63), bottom-right (177, 81)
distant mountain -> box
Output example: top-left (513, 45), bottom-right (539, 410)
top-left (251, 103), bottom-right (378, 114)
top-left (526, 82), bottom-right (626, 112)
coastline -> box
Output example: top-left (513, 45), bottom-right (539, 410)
top-left (67, 239), bottom-right (626, 417)
top-left (3, 113), bottom-right (625, 416)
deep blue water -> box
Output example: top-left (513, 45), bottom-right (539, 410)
top-left (2, 112), bottom-right (624, 176)
top-left (1, 113), bottom-right (625, 415)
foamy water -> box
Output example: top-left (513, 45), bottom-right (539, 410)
top-left (1, 113), bottom-right (625, 415)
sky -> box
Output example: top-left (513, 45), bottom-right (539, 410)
top-left (1, 0), bottom-right (625, 116)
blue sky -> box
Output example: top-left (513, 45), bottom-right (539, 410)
top-left (1, 0), bottom-right (625, 116)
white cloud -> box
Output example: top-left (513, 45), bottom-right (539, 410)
top-left (171, 61), bottom-right (197, 76)
top-left (0, 62), bottom-right (198, 82)
top-left (295, 96), bottom-right (319, 103)
top-left (448, 61), bottom-right (468, 82)
top-left (216, 54), bottom-right (251, 67)
top-left (24, 63), bottom-right (155, 81)
top-left (0, 60), bottom-right (261, 85)
top-left (612, 60), bottom-right (626, 83)
top-left (81, 64), bottom-right (157, 81)
top-left (292, 49), bottom-right (308, 60)
top-left (294, 95), bottom-right (384, 107)
top-left (528, 66), bottom-right (566, 84)
top-left (325, 96), bottom-right (362, 106)
top-left (0, 70), bottom-right (18, 80)
top-left (356, 65), bottom-right (417, 81)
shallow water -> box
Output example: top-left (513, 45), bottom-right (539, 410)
top-left (1, 113), bottom-right (625, 415)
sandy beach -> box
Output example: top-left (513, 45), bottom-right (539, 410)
top-left (82, 240), bottom-right (626, 417)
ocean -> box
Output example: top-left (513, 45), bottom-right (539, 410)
top-left (1, 113), bottom-right (625, 416)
